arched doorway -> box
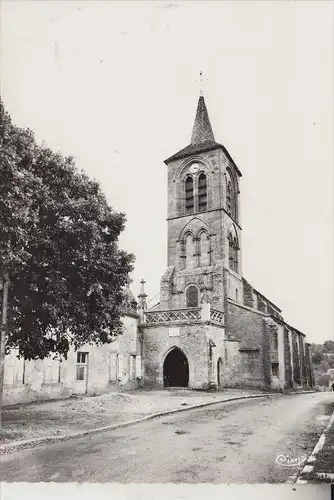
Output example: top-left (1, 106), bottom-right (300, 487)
top-left (163, 348), bottom-right (189, 388)
top-left (217, 358), bottom-right (223, 388)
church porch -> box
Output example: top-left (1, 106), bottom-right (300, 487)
top-left (140, 305), bottom-right (225, 390)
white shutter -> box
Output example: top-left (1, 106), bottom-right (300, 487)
top-left (109, 353), bottom-right (117, 381)
top-left (4, 357), bottom-right (15, 386)
top-left (14, 357), bottom-right (24, 384)
top-left (131, 324), bottom-right (137, 352)
top-left (129, 356), bottom-right (134, 380)
top-left (135, 355), bottom-right (142, 379)
top-left (117, 354), bottom-right (123, 379)
top-left (43, 359), bottom-right (59, 384)
top-left (44, 365), bottom-right (52, 383)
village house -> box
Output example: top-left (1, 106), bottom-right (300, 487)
top-left (3, 95), bottom-right (314, 406)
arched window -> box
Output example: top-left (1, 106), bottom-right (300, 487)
top-left (227, 182), bottom-right (232, 215)
top-left (185, 176), bottom-right (194, 214)
top-left (185, 233), bottom-right (195, 269)
top-left (226, 171), bottom-right (237, 221)
top-left (228, 233), bottom-right (239, 273)
top-left (186, 285), bottom-right (199, 308)
top-left (199, 231), bottom-right (210, 267)
top-left (234, 240), bottom-right (239, 272)
top-left (198, 173), bottom-right (207, 212)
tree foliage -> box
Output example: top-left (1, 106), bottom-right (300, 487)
top-left (0, 99), bottom-right (134, 360)
top-left (317, 373), bottom-right (330, 387)
top-left (323, 340), bottom-right (334, 353)
top-left (312, 351), bottom-right (324, 365)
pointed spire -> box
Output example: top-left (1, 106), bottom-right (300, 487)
top-left (138, 278), bottom-right (148, 311)
top-left (190, 96), bottom-right (215, 145)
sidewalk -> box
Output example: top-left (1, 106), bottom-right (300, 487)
top-left (297, 400), bottom-right (334, 483)
top-left (0, 388), bottom-right (266, 447)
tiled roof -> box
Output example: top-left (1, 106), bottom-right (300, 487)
top-left (164, 140), bottom-right (222, 163)
top-left (190, 95), bottom-right (215, 144)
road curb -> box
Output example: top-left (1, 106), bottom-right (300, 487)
top-left (0, 390), bottom-right (316, 455)
top-left (295, 409), bottom-right (334, 484)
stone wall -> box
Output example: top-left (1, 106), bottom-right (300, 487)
top-left (225, 301), bottom-right (269, 389)
top-left (221, 340), bottom-right (242, 387)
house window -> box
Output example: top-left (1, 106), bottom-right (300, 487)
top-left (185, 176), bottom-right (194, 214)
top-left (198, 173), bottom-right (207, 212)
top-left (76, 366), bottom-right (85, 381)
top-left (76, 352), bottom-right (88, 381)
top-left (77, 352), bottom-right (88, 364)
top-left (186, 285), bottom-right (199, 308)
top-left (271, 362), bottom-right (279, 377)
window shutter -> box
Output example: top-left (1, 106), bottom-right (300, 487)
top-left (109, 353), bottom-right (117, 381)
top-left (4, 357), bottom-right (15, 386)
top-left (44, 361), bottom-right (59, 384)
top-left (117, 354), bottom-right (123, 379)
top-left (185, 176), bottom-right (194, 214)
top-left (14, 357), bottom-right (24, 384)
top-left (135, 355), bottom-right (142, 379)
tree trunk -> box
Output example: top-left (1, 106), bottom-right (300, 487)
top-left (0, 267), bottom-right (9, 428)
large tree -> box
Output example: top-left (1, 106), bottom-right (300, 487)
top-left (0, 98), bottom-right (134, 362)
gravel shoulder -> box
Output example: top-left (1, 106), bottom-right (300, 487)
top-left (0, 388), bottom-right (260, 444)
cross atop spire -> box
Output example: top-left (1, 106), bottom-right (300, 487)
top-left (194, 70), bottom-right (208, 97)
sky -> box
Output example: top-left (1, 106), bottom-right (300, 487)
top-left (2, 1), bottom-right (333, 343)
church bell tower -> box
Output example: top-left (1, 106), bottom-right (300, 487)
top-left (159, 94), bottom-right (244, 310)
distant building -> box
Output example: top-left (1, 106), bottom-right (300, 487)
top-left (3, 95), bottom-right (314, 406)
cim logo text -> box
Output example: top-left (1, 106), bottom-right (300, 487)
top-left (275, 454), bottom-right (307, 467)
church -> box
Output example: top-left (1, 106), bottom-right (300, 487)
top-left (137, 94), bottom-right (314, 392)
top-left (3, 94), bottom-right (314, 406)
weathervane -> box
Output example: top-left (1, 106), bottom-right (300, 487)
top-left (195, 70), bottom-right (208, 96)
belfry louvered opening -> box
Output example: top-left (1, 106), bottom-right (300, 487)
top-left (198, 173), bottom-right (207, 212)
top-left (185, 176), bottom-right (194, 214)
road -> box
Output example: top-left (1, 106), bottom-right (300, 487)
top-left (1, 392), bottom-right (333, 483)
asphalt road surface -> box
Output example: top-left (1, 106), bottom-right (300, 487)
top-left (1, 392), bottom-right (333, 483)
